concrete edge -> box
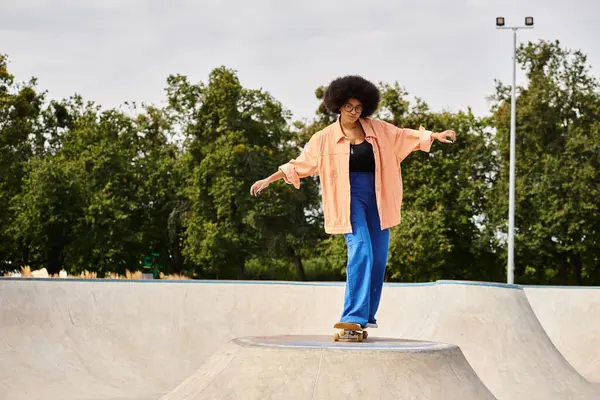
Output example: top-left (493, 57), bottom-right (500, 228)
top-left (233, 336), bottom-right (459, 352)
top-left (1, 276), bottom-right (598, 289)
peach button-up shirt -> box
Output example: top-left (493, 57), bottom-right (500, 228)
top-left (278, 117), bottom-right (433, 234)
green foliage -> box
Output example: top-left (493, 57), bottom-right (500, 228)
top-left (374, 83), bottom-right (501, 282)
top-left (10, 154), bottom-right (83, 274)
top-left (488, 40), bottom-right (600, 284)
top-left (167, 67), bottom-right (322, 279)
top-left (1, 40), bottom-right (599, 285)
top-left (0, 54), bottom-right (46, 270)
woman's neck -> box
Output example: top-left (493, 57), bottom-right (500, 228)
top-left (340, 116), bottom-right (360, 131)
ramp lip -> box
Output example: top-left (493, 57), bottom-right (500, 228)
top-left (520, 284), bottom-right (600, 290)
top-left (0, 277), bottom-right (347, 285)
top-left (233, 335), bottom-right (458, 352)
top-left (0, 277), bottom-right (434, 287)
top-left (435, 280), bottom-right (522, 290)
top-left (6, 277), bottom-right (597, 290)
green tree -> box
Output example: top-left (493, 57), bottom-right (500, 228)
top-left (168, 67), bottom-right (321, 279)
top-left (10, 154), bottom-right (83, 274)
top-left (488, 39), bottom-right (600, 284)
top-left (248, 86), bottom-right (335, 280)
top-left (0, 54), bottom-right (46, 272)
top-left (376, 82), bottom-right (499, 282)
top-left (3, 43), bottom-right (598, 284)
top-left (10, 93), bottom-right (184, 276)
top-left (134, 105), bottom-right (188, 275)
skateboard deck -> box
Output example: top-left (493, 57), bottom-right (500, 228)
top-left (333, 322), bottom-right (368, 342)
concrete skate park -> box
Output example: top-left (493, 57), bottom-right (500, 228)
top-left (1, 278), bottom-right (599, 399)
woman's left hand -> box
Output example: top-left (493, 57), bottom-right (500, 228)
top-left (433, 130), bottom-right (456, 143)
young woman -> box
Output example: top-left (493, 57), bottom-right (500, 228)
top-left (250, 75), bottom-right (456, 330)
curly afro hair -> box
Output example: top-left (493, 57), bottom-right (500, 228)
top-left (323, 75), bottom-right (380, 118)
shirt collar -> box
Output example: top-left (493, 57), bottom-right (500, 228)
top-left (334, 117), bottom-right (377, 143)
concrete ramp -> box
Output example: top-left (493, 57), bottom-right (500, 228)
top-left (524, 286), bottom-right (600, 383)
top-left (406, 282), bottom-right (599, 399)
top-left (1, 279), bottom-right (599, 400)
top-left (160, 336), bottom-right (496, 400)
top-left (0, 279), bottom-right (358, 400)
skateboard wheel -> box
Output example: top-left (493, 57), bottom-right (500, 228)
top-left (357, 333), bottom-right (363, 342)
top-left (334, 332), bottom-right (340, 341)
top-left (363, 331), bottom-right (368, 339)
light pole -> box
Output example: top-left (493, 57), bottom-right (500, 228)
top-left (496, 17), bottom-right (534, 285)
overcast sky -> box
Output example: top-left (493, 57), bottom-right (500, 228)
top-left (2, 0), bottom-right (599, 122)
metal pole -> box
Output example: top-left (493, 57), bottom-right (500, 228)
top-left (497, 18), bottom-right (533, 284)
top-left (507, 28), bottom-right (517, 285)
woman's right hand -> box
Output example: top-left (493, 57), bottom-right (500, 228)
top-left (250, 178), bottom-right (271, 196)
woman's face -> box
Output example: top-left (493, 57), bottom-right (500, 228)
top-left (340, 98), bottom-right (363, 123)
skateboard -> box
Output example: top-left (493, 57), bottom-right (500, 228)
top-left (333, 322), bottom-right (368, 342)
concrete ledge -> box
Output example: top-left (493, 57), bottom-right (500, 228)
top-left (234, 335), bottom-right (456, 351)
top-left (161, 335), bottom-right (497, 400)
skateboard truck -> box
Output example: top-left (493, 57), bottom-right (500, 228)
top-left (333, 322), bottom-right (368, 342)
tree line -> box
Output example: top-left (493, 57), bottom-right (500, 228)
top-left (1, 39), bottom-right (598, 284)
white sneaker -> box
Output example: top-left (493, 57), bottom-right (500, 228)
top-left (366, 322), bottom-right (378, 328)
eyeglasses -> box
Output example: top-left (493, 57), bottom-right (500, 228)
top-left (343, 103), bottom-right (363, 114)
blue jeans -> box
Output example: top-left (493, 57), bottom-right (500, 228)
top-left (340, 172), bottom-right (390, 328)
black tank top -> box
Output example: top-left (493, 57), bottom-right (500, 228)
top-left (349, 140), bottom-right (375, 172)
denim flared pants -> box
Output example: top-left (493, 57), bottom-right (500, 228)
top-left (340, 171), bottom-right (390, 328)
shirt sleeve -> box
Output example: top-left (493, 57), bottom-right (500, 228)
top-left (278, 133), bottom-right (321, 189)
top-left (390, 125), bottom-right (434, 163)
